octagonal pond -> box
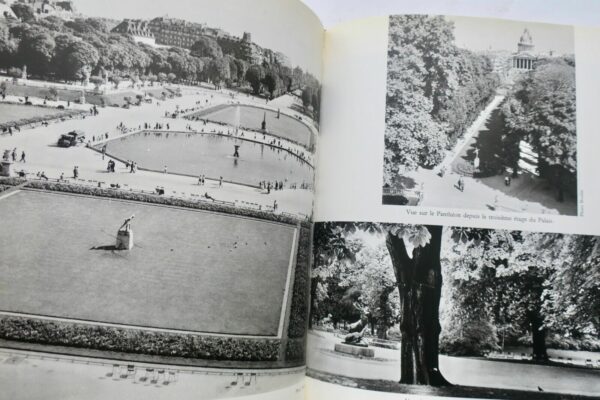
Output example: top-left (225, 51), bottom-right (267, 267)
top-left (99, 131), bottom-right (314, 187)
top-left (188, 105), bottom-right (315, 148)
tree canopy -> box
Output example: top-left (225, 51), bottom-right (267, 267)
top-left (384, 15), bottom-right (500, 183)
top-left (501, 58), bottom-right (577, 201)
top-left (0, 14), bottom-right (321, 110)
top-left (312, 222), bottom-right (600, 385)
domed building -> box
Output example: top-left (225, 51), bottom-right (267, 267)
top-left (513, 28), bottom-right (536, 70)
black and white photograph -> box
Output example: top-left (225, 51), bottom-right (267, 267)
top-left (382, 15), bottom-right (578, 216)
top-left (307, 221), bottom-right (600, 399)
top-left (0, 0), bottom-right (320, 398)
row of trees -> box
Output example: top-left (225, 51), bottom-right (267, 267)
top-left (384, 15), bottom-right (500, 183)
top-left (312, 222), bottom-right (599, 386)
top-left (500, 57), bottom-right (577, 202)
top-left (1, 4), bottom-right (322, 113)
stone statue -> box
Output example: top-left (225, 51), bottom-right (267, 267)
top-left (344, 324), bottom-right (369, 346)
top-left (343, 304), bottom-right (371, 346)
top-left (119, 215), bottom-right (135, 232)
top-left (82, 65), bottom-right (91, 87)
top-left (21, 65), bottom-right (27, 80)
top-left (261, 112), bottom-right (267, 131)
top-left (116, 215), bottom-right (135, 250)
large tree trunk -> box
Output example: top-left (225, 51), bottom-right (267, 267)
top-left (386, 226), bottom-right (451, 386)
top-left (530, 313), bottom-right (548, 362)
top-left (308, 276), bottom-right (321, 329)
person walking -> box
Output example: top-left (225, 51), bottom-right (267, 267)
top-left (20, 151), bottom-right (26, 163)
top-left (11, 148), bottom-right (16, 161)
top-left (457, 177), bottom-right (464, 192)
top-left (219, 176), bottom-right (223, 188)
top-left (73, 166), bottom-right (79, 179)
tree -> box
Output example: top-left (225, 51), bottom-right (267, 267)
top-left (345, 241), bottom-right (398, 338)
top-left (233, 58), bottom-right (248, 86)
top-left (17, 27), bottom-right (56, 76)
top-left (8, 67), bottom-right (22, 80)
top-left (191, 36), bottom-right (223, 59)
top-left (11, 3), bottom-right (36, 22)
top-left (301, 87), bottom-right (313, 111)
top-left (546, 235), bottom-right (600, 336)
top-left (501, 59), bottom-right (577, 201)
top-left (245, 64), bottom-right (264, 94)
top-left (384, 15), bottom-right (500, 180)
top-left (62, 41), bottom-right (100, 82)
top-left (262, 70), bottom-right (279, 99)
top-left (314, 223), bottom-right (450, 385)
top-left (311, 87), bottom-right (321, 122)
top-left (0, 36), bottom-right (18, 69)
top-left (314, 222), bottom-right (600, 387)
top-left (206, 57), bottom-right (230, 89)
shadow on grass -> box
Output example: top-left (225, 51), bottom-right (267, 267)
top-left (307, 369), bottom-right (596, 400)
top-left (450, 106), bottom-right (577, 215)
top-left (90, 244), bottom-right (120, 251)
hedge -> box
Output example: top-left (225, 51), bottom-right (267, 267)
top-left (287, 226), bottom-right (311, 339)
top-left (0, 317), bottom-right (280, 361)
top-left (19, 179), bottom-right (305, 226)
top-left (0, 107), bottom-right (86, 130)
top-left (0, 177), bottom-right (26, 186)
top-left (285, 337), bottom-right (306, 362)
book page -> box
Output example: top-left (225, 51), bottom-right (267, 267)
top-left (309, 13), bottom-right (600, 400)
top-left (0, 0), bottom-right (322, 398)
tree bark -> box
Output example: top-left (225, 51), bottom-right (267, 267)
top-left (530, 313), bottom-right (549, 362)
top-left (386, 226), bottom-right (451, 386)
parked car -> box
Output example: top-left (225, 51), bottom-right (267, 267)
top-left (58, 130), bottom-right (85, 147)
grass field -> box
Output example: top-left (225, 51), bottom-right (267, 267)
top-left (0, 103), bottom-right (69, 124)
top-left (4, 83), bottom-right (176, 107)
top-left (0, 190), bottom-right (296, 336)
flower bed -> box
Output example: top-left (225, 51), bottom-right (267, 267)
top-left (0, 316), bottom-right (280, 361)
top-left (22, 180), bottom-right (304, 226)
top-left (0, 177), bottom-right (26, 186)
top-left (287, 226), bottom-right (311, 339)
top-left (0, 104), bottom-right (86, 130)
top-left (285, 337), bottom-right (306, 361)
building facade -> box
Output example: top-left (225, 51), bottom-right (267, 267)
top-left (512, 28), bottom-right (536, 71)
top-left (10, 0), bottom-right (75, 19)
top-left (147, 17), bottom-right (205, 49)
top-left (111, 16), bottom-right (289, 67)
top-left (112, 19), bottom-right (156, 46)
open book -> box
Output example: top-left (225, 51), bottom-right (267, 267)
top-left (0, 0), bottom-right (598, 399)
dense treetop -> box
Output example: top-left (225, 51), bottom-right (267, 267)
top-left (1, 5), bottom-right (321, 114)
top-left (384, 15), bottom-right (500, 181)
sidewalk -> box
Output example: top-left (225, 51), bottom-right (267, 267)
top-left (0, 89), bottom-right (314, 217)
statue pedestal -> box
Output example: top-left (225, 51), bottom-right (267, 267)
top-left (116, 229), bottom-right (133, 250)
top-left (334, 343), bottom-right (374, 358)
top-left (1, 160), bottom-right (12, 177)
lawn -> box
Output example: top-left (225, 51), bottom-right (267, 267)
top-left (0, 103), bottom-right (70, 125)
top-left (4, 82), bottom-right (178, 107)
top-left (0, 190), bottom-right (296, 336)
